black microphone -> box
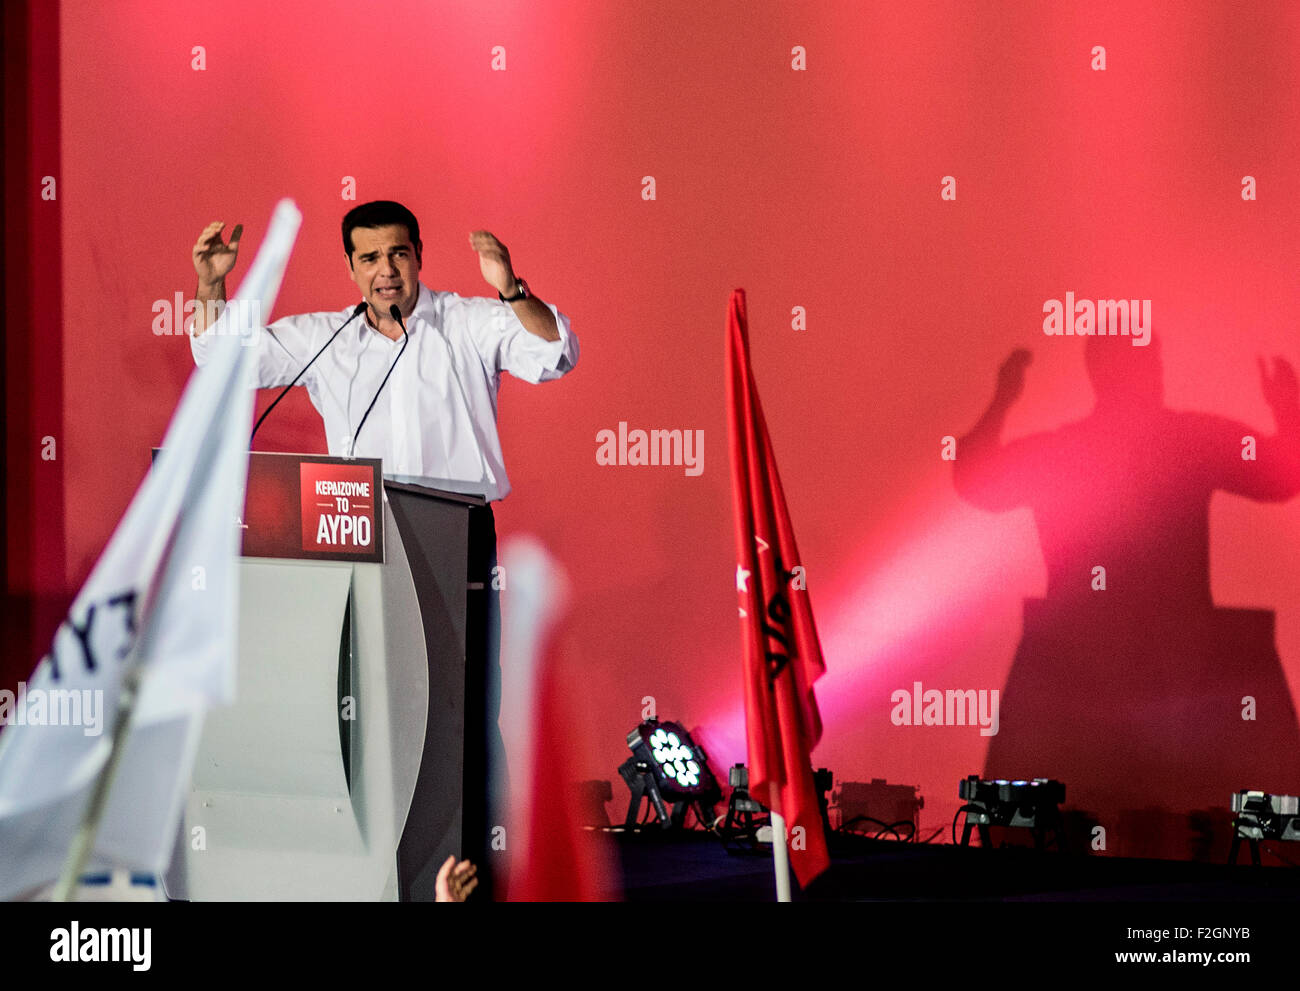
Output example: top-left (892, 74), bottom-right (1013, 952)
top-left (250, 301), bottom-right (368, 446)
top-left (349, 303), bottom-right (410, 458)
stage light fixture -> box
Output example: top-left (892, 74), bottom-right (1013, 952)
top-left (1229, 790), bottom-right (1300, 866)
top-left (832, 778), bottom-right (924, 841)
top-left (618, 719), bottom-right (721, 830)
top-left (649, 725), bottom-right (702, 788)
top-left (719, 763), bottom-right (836, 852)
top-left (955, 775), bottom-right (1066, 850)
top-left (720, 763), bottom-right (767, 850)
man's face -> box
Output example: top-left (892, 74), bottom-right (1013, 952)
top-left (347, 224), bottom-right (422, 319)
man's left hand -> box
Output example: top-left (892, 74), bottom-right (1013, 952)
top-left (1260, 355), bottom-right (1300, 413)
top-left (469, 230), bottom-right (516, 296)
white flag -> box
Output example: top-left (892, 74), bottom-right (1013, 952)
top-left (0, 201), bottom-right (302, 899)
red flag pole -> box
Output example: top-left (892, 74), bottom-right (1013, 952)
top-left (726, 288), bottom-right (830, 900)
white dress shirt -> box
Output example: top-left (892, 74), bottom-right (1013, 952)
top-left (190, 282), bottom-right (578, 501)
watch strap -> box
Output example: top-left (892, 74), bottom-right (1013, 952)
top-left (499, 277), bottom-right (529, 303)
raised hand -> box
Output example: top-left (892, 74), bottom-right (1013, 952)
top-left (1259, 355), bottom-right (1299, 413)
top-left (468, 230), bottom-right (515, 296)
top-left (193, 221), bottom-right (243, 288)
top-left (995, 348), bottom-right (1033, 408)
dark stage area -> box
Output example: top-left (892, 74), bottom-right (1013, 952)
top-left (613, 830), bottom-right (1300, 902)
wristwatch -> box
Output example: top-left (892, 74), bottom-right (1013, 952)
top-left (499, 277), bottom-right (530, 303)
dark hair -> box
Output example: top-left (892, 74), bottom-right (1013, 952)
top-left (342, 200), bottom-right (421, 258)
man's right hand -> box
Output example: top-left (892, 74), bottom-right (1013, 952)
top-left (191, 222), bottom-right (242, 335)
top-left (193, 221), bottom-right (242, 287)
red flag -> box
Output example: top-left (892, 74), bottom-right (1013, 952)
top-left (500, 537), bottom-right (620, 901)
top-left (726, 288), bottom-right (831, 888)
top-left (508, 625), bottom-right (619, 901)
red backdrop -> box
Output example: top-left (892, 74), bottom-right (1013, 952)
top-left (9, 0), bottom-right (1300, 861)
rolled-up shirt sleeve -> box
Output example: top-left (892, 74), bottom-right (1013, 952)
top-left (188, 306), bottom-right (319, 389)
top-left (467, 297), bottom-right (579, 384)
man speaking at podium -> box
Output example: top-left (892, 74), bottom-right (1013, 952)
top-left (189, 200), bottom-right (577, 484)
top-left (187, 200), bottom-right (579, 897)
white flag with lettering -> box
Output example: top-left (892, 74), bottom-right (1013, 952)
top-left (0, 201), bottom-right (302, 899)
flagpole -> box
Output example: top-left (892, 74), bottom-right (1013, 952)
top-left (50, 665), bottom-right (143, 901)
top-left (769, 810), bottom-right (792, 902)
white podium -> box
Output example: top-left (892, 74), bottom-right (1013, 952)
top-left (157, 453), bottom-right (486, 901)
top-left (164, 495), bottom-right (428, 900)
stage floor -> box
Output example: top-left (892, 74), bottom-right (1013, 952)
top-left (612, 830), bottom-right (1300, 902)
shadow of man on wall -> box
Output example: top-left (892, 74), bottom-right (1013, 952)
top-left (954, 334), bottom-right (1300, 861)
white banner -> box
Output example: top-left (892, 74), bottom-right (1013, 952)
top-left (0, 201), bottom-right (302, 899)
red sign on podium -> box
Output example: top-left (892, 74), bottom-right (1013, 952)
top-left (299, 461), bottom-right (380, 556)
top-left (152, 449), bottom-right (385, 563)
top-left (245, 452), bottom-right (384, 563)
